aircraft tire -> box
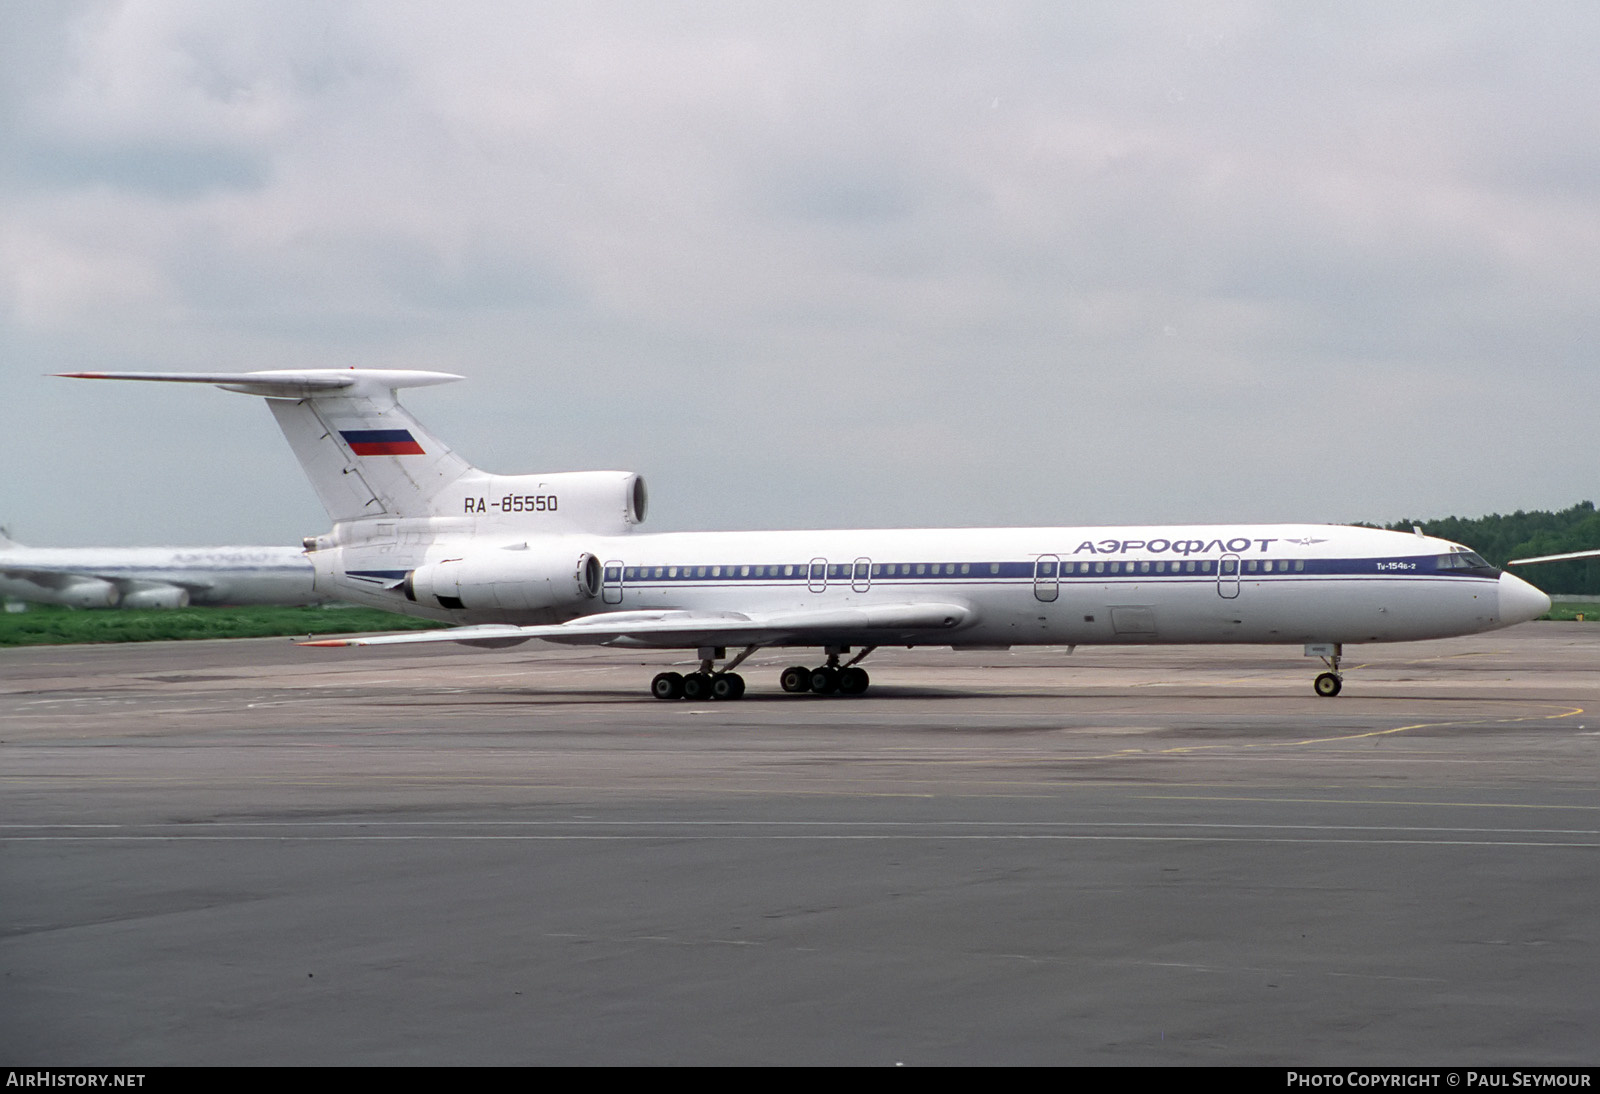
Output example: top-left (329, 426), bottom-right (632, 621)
top-left (711, 673), bottom-right (746, 701)
top-left (809, 666), bottom-right (841, 694)
top-left (780, 665), bottom-right (811, 693)
top-left (682, 672), bottom-right (715, 701)
top-left (1313, 672), bottom-right (1342, 698)
top-left (651, 672), bottom-right (685, 700)
top-left (838, 667), bottom-right (870, 696)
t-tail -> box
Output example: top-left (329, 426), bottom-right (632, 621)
top-left (60, 370), bottom-right (648, 615)
top-left (59, 370), bottom-right (646, 533)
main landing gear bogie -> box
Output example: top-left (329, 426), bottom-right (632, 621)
top-left (651, 646), bottom-right (876, 700)
top-left (792, 664), bottom-right (869, 696)
top-left (651, 670), bottom-right (746, 701)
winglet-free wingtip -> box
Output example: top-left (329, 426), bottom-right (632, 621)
top-left (299, 638), bottom-right (360, 647)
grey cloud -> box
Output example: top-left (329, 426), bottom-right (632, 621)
top-left (11, 140), bottom-right (270, 197)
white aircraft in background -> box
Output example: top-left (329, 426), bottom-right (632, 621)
top-left (0, 528), bottom-right (322, 609)
top-left (63, 369), bottom-right (1550, 699)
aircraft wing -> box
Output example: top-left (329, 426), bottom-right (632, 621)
top-left (0, 558), bottom-right (215, 592)
top-left (0, 565), bottom-right (107, 593)
top-left (302, 602), bottom-right (975, 650)
top-left (1507, 550), bottom-right (1600, 566)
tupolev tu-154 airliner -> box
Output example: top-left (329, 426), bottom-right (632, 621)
top-left (63, 369), bottom-right (1551, 699)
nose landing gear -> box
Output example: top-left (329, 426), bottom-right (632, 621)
top-left (1307, 643), bottom-right (1344, 697)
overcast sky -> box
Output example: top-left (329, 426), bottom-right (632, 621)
top-left (3, 1), bottom-right (1597, 546)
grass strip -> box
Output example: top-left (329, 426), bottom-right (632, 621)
top-left (0, 603), bottom-right (447, 647)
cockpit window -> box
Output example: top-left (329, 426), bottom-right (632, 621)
top-left (1435, 551), bottom-right (1500, 577)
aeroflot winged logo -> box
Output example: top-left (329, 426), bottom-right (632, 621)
top-left (339, 428), bottom-right (425, 456)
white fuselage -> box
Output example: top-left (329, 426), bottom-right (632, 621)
top-left (320, 521), bottom-right (1542, 648)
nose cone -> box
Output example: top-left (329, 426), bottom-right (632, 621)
top-left (1498, 572), bottom-right (1552, 624)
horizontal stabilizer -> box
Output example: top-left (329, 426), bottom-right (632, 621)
top-left (302, 602), bottom-right (975, 650)
top-left (63, 369), bottom-right (471, 522)
top-left (59, 370), bottom-right (462, 399)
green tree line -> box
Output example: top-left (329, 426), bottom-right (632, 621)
top-left (1383, 500), bottom-right (1600, 595)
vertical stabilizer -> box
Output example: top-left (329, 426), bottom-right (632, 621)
top-left (264, 379), bottom-right (474, 521)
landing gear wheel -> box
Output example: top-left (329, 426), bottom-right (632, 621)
top-left (681, 672), bottom-right (715, 701)
top-left (1314, 672), bottom-right (1343, 698)
top-left (780, 665), bottom-right (812, 693)
top-left (651, 672), bottom-right (684, 701)
top-left (711, 673), bottom-right (746, 701)
top-left (837, 667), bottom-right (870, 696)
top-left (809, 666), bottom-right (841, 694)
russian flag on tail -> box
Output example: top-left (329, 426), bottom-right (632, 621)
top-left (340, 429), bottom-right (425, 456)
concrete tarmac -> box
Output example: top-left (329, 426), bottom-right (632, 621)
top-left (2, 624), bottom-right (1597, 1065)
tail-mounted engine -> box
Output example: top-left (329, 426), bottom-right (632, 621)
top-left (404, 545), bottom-right (602, 615)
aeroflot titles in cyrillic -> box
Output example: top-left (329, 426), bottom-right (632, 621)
top-left (1071, 537), bottom-right (1277, 555)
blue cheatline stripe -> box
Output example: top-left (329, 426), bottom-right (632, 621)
top-left (345, 557), bottom-right (1498, 590)
top-left (346, 570), bottom-right (410, 585)
top-left (598, 557), bottom-right (1496, 584)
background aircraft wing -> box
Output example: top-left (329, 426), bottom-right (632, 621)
top-left (1507, 549), bottom-right (1600, 566)
top-left (0, 557), bottom-right (214, 591)
top-left (0, 564), bottom-right (106, 593)
top-left (302, 602), bottom-right (975, 650)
